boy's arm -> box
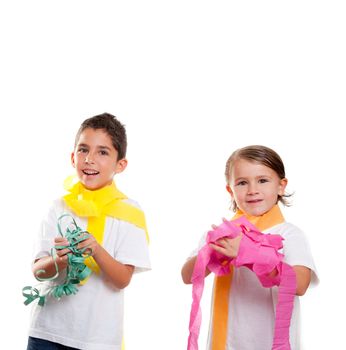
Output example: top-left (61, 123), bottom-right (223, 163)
top-left (32, 237), bottom-right (70, 279)
top-left (181, 256), bottom-right (211, 284)
top-left (32, 255), bottom-right (68, 279)
top-left (78, 235), bottom-right (135, 289)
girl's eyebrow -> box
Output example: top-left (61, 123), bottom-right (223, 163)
top-left (256, 175), bottom-right (271, 179)
top-left (234, 177), bottom-right (247, 182)
top-left (234, 174), bottom-right (271, 181)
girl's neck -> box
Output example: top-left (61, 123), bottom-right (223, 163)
top-left (233, 205), bottom-right (285, 231)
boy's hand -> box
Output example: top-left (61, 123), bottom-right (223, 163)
top-left (77, 233), bottom-right (100, 257)
top-left (54, 237), bottom-right (70, 267)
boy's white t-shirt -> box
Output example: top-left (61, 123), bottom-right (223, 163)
top-left (29, 198), bottom-right (151, 350)
top-left (191, 222), bottom-right (318, 350)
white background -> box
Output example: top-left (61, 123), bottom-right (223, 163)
top-left (1, 1), bottom-right (345, 349)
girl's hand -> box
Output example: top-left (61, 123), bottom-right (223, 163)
top-left (209, 235), bottom-right (242, 258)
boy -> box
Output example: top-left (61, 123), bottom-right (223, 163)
top-left (27, 113), bottom-right (151, 350)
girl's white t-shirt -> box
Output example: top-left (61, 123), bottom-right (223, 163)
top-left (191, 222), bottom-right (318, 350)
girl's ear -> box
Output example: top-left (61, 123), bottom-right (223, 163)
top-left (71, 152), bottom-right (76, 168)
top-left (226, 185), bottom-right (234, 197)
top-left (278, 178), bottom-right (288, 196)
top-left (115, 158), bottom-right (128, 174)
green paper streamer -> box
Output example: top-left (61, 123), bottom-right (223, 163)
top-left (23, 214), bottom-right (93, 306)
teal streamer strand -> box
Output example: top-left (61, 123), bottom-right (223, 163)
top-left (23, 214), bottom-right (93, 306)
top-left (22, 286), bottom-right (45, 306)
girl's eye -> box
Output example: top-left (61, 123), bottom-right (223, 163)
top-left (259, 178), bottom-right (269, 183)
top-left (236, 181), bottom-right (247, 186)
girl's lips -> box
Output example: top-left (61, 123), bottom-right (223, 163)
top-left (246, 199), bottom-right (263, 204)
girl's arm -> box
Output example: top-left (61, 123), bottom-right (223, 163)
top-left (293, 265), bottom-right (311, 296)
top-left (208, 236), bottom-right (312, 296)
top-left (264, 265), bottom-right (311, 296)
top-left (181, 256), bottom-right (211, 284)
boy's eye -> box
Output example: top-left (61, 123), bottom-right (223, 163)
top-left (236, 180), bottom-right (247, 186)
top-left (78, 147), bottom-right (88, 153)
top-left (259, 178), bottom-right (269, 183)
top-left (99, 150), bottom-right (109, 156)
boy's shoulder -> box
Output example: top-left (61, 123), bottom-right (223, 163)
top-left (122, 197), bottom-right (142, 209)
top-left (52, 196), bottom-right (142, 209)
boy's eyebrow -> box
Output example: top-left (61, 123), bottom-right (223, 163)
top-left (77, 143), bottom-right (89, 148)
top-left (98, 145), bottom-right (112, 150)
top-left (77, 143), bottom-right (112, 151)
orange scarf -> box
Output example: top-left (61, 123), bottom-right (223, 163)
top-left (211, 205), bottom-right (285, 349)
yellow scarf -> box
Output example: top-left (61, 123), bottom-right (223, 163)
top-left (63, 177), bottom-right (149, 275)
top-left (211, 205), bottom-right (285, 350)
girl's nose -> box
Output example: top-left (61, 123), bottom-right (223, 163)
top-left (247, 183), bottom-right (259, 195)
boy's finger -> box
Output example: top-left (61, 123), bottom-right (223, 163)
top-left (55, 237), bottom-right (69, 244)
top-left (56, 248), bottom-right (70, 256)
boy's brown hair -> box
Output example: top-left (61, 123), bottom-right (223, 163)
top-left (75, 113), bottom-right (127, 160)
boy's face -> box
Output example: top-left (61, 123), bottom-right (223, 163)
top-left (71, 128), bottom-right (127, 190)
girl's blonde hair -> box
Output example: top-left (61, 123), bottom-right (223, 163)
top-left (225, 145), bottom-right (291, 212)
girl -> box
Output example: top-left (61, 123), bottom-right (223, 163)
top-left (181, 145), bottom-right (318, 350)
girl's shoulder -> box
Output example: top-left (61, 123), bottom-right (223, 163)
top-left (266, 221), bottom-right (305, 239)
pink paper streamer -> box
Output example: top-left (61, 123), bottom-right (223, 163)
top-left (187, 217), bottom-right (296, 350)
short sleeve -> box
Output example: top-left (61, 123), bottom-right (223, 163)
top-left (270, 222), bottom-right (319, 286)
top-left (32, 200), bottom-right (62, 262)
top-left (113, 199), bottom-right (151, 273)
top-left (115, 221), bottom-right (151, 273)
top-left (187, 231), bottom-right (208, 259)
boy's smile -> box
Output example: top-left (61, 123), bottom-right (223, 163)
top-left (71, 128), bottom-right (127, 190)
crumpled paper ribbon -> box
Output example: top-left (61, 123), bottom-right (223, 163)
top-left (23, 214), bottom-right (93, 306)
top-left (187, 216), bottom-right (296, 350)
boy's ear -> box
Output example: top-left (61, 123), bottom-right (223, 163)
top-left (278, 178), bottom-right (288, 196)
top-left (71, 152), bottom-right (76, 168)
top-left (115, 158), bottom-right (128, 174)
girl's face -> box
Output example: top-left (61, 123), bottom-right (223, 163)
top-left (71, 128), bottom-right (127, 190)
top-left (227, 158), bottom-right (287, 217)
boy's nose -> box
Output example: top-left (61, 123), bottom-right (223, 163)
top-left (84, 156), bottom-right (95, 164)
